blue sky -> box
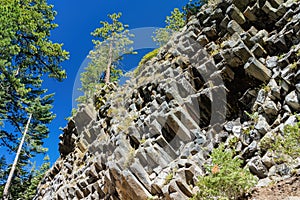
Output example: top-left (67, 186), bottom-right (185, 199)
top-left (43, 0), bottom-right (187, 165)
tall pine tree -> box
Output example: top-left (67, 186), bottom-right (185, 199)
top-left (77, 13), bottom-right (135, 103)
top-left (0, 0), bottom-right (68, 198)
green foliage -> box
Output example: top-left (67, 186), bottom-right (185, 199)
top-left (270, 116), bottom-right (300, 162)
top-left (259, 115), bottom-right (300, 163)
top-left (164, 172), bottom-right (174, 185)
top-left (192, 144), bottom-right (257, 200)
top-left (228, 136), bottom-right (239, 148)
top-left (289, 62), bottom-right (297, 70)
top-left (77, 12), bottom-right (134, 104)
top-left (262, 84), bottom-right (271, 92)
top-left (244, 111), bottom-right (259, 123)
top-left (153, 8), bottom-right (185, 47)
top-left (0, 156), bottom-right (50, 199)
top-left (0, 0), bottom-right (68, 198)
top-left (134, 48), bottom-right (159, 77)
top-left (242, 125), bottom-right (254, 135)
top-left (153, 28), bottom-right (174, 47)
top-left (165, 8), bottom-right (185, 31)
top-left (22, 156), bottom-right (50, 199)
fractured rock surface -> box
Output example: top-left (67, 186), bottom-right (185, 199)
top-left (35, 0), bottom-right (300, 199)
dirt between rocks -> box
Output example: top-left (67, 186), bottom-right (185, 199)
top-left (244, 175), bottom-right (300, 200)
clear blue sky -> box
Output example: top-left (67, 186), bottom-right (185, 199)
top-left (43, 0), bottom-right (187, 165)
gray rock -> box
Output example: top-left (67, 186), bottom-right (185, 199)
top-left (202, 26), bottom-right (217, 39)
top-left (269, 0), bottom-right (284, 8)
top-left (233, 42), bottom-right (252, 63)
top-left (251, 43), bottom-right (267, 57)
top-left (248, 26), bottom-right (258, 36)
top-left (257, 177), bottom-right (273, 187)
top-left (248, 156), bottom-right (268, 178)
top-left (197, 35), bottom-right (209, 46)
top-left (232, 125), bottom-right (242, 137)
top-left (285, 90), bottom-right (300, 111)
top-left (250, 30), bottom-right (269, 46)
top-left (269, 79), bottom-right (281, 100)
top-left (244, 6), bottom-right (257, 21)
top-left (241, 141), bottom-right (257, 158)
top-left (263, 98), bottom-right (279, 115)
top-left (296, 83), bottom-right (300, 93)
top-left (224, 121), bottom-right (234, 132)
top-left (222, 49), bottom-right (243, 67)
top-left (281, 79), bottom-right (290, 94)
top-left (227, 20), bottom-right (244, 34)
top-left (244, 57), bottom-right (272, 82)
top-left (276, 163), bottom-right (291, 176)
top-left (226, 5), bottom-right (246, 25)
top-left (255, 115), bottom-right (270, 134)
top-left (236, 141), bottom-right (243, 153)
top-left (266, 56), bottom-right (278, 69)
top-left (175, 179), bottom-right (193, 197)
top-left (232, 0), bottom-right (249, 10)
top-left (262, 1), bottom-right (277, 15)
top-left (262, 150), bottom-right (276, 168)
top-left (256, 89), bottom-right (267, 104)
top-left (284, 115), bottom-right (298, 126)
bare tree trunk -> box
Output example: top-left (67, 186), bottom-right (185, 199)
top-left (3, 113), bottom-right (32, 200)
top-left (104, 42), bottom-right (113, 84)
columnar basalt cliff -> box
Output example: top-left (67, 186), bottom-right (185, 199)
top-left (35, 0), bottom-right (300, 199)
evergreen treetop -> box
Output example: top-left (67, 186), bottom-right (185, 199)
top-left (0, 0), bottom-right (68, 198)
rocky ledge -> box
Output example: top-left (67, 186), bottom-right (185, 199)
top-left (35, 0), bottom-right (300, 199)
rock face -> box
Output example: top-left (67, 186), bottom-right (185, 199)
top-left (35, 0), bottom-right (300, 199)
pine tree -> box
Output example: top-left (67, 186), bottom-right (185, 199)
top-left (0, 0), bottom-right (68, 198)
top-left (153, 8), bottom-right (185, 46)
top-left (22, 156), bottom-right (50, 200)
top-left (77, 12), bottom-right (134, 103)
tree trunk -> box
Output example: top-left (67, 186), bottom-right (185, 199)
top-left (104, 42), bottom-right (113, 84)
top-left (3, 113), bottom-right (32, 200)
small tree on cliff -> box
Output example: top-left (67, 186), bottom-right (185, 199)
top-left (153, 8), bottom-right (185, 46)
top-left (77, 13), bottom-right (135, 103)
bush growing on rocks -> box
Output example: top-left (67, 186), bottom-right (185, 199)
top-left (134, 48), bottom-right (160, 77)
top-left (266, 115), bottom-right (300, 163)
top-left (192, 144), bottom-right (257, 200)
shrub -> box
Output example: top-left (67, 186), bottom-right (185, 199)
top-left (272, 115), bottom-right (300, 160)
top-left (192, 144), bottom-right (257, 200)
top-left (134, 48), bottom-right (159, 77)
top-left (164, 172), bottom-right (174, 185)
top-left (259, 115), bottom-right (300, 163)
top-left (244, 111), bottom-right (259, 123)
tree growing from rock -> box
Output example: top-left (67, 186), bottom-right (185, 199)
top-left (153, 8), bottom-right (185, 46)
top-left (0, 0), bottom-right (68, 198)
top-left (77, 13), bottom-right (135, 104)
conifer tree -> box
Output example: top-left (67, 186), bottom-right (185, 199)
top-left (153, 8), bottom-right (185, 46)
top-left (77, 12), bottom-right (134, 103)
top-left (0, 0), bottom-right (68, 198)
